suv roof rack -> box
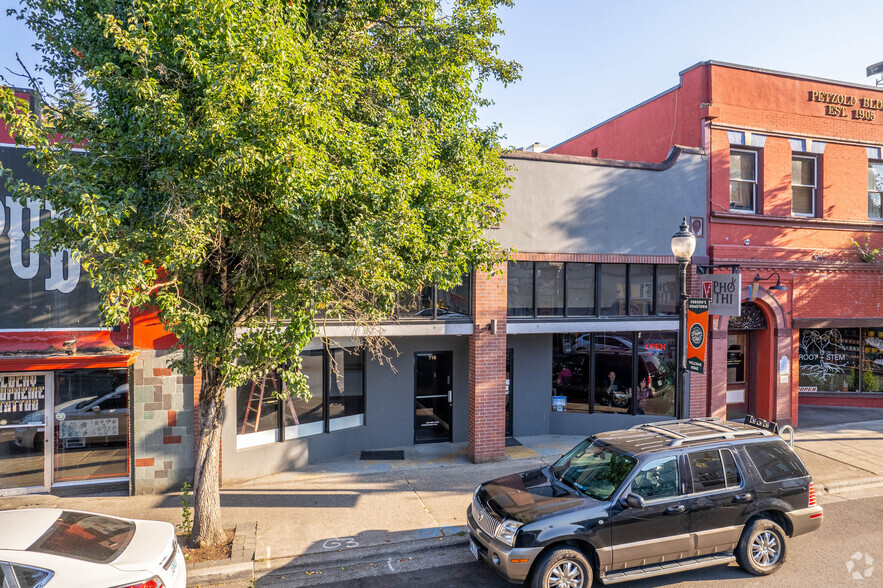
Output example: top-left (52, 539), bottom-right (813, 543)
top-left (629, 417), bottom-right (773, 447)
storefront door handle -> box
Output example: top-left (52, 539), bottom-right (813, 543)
top-left (447, 391), bottom-right (452, 403)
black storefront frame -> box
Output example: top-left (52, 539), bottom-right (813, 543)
top-left (553, 330), bottom-right (680, 417)
top-left (509, 262), bottom-right (676, 319)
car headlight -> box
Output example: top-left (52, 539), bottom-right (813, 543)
top-left (495, 519), bottom-right (523, 546)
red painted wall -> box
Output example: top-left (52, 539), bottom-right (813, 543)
top-left (549, 65), bottom-right (708, 162)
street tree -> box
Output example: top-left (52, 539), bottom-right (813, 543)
top-left (0, 0), bottom-right (518, 547)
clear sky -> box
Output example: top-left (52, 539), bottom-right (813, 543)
top-left (3, 0), bottom-right (883, 150)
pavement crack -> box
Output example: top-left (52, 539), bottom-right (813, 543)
top-left (400, 472), bottom-right (444, 536)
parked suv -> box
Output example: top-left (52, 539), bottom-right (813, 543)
top-left (467, 418), bottom-right (822, 587)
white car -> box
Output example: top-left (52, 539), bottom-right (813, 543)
top-left (0, 509), bottom-right (185, 588)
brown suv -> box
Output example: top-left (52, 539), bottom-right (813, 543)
top-left (467, 417), bottom-right (821, 587)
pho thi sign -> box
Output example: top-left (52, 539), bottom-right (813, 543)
top-left (700, 274), bottom-right (742, 316)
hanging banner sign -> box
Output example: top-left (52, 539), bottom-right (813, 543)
top-left (686, 298), bottom-right (710, 373)
top-left (699, 274), bottom-right (742, 316)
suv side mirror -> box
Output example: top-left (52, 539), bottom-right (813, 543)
top-left (621, 492), bottom-right (645, 509)
top-left (92, 406), bottom-right (101, 413)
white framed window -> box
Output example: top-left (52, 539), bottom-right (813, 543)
top-left (869, 161), bottom-right (883, 220)
top-left (792, 155), bottom-right (817, 216)
top-left (729, 149), bottom-right (757, 213)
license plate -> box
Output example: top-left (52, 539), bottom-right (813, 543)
top-left (469, 540), bottom-right (479, 560)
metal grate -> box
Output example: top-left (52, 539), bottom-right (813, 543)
top-left (472, 495), bottom-right (502, 538)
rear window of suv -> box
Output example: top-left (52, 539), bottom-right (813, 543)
top-left (27, 511), bottom-right (135, 564)
top-left (745, 441), bottom-right (808, 483)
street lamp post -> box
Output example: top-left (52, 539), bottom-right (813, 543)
top-left (671, 217), bottom-right (697, 420)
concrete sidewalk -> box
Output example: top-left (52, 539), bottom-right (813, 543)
top-left (2, 420), bottom-right (883, 587)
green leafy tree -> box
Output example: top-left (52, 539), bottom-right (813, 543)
top-left (1, 0), bottom-right (518, 546)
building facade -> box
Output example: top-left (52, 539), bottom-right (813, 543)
top-left (550, 61), bottom-right (883, 424)
top-left (1, 88), bottom-right (710, 495)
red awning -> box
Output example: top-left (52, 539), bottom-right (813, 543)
top-left (0, 352), bottom-right (139, 372)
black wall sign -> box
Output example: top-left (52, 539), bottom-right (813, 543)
top-left (0, 146), bottom-right (100, 329)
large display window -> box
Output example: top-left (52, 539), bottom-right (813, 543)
top-left (551, 331), bottom-right (677, 416)
top-left (798, 328), bottom-right (883, 393)
top-left (236, 347), bottom-right (366, 449)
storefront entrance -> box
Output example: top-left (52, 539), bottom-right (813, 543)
top-left (726, 331), bottom-right (754, 420)
top-left (0, 369), bottom-right (129, 496)
top-left (414, 352), bottom-right (453, 443)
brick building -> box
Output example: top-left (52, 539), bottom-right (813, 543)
top-left (550, 61), bottom-right (883, 424)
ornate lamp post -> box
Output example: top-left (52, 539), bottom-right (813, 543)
top-left (671, 217), bottom-right (697, 420)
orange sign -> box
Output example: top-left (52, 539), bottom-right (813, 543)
top-left (686, 298), bottom-right (709, 373)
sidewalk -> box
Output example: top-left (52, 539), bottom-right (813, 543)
top-left (2, 418), bottom-right (882, 587)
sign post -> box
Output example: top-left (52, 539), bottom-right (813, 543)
top-left (687, 298), bottom-right (710, 373)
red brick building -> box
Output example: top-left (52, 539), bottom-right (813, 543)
top-left (551, 61), bottom-right (883, 424)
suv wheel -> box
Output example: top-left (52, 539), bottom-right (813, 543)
top-left (530, 546), bottom-right (592, 588)
top-left (736, 518), bottom-right (787, 576)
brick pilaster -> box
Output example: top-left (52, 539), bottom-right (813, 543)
top-left (468, 263), bottom-right (507, 463)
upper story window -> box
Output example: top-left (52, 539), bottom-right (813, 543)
top-left (869, 161), bottom-right (883, 220)
top-left (791, 155), bottom-right (817, 216)
top-left (730, 149), bottom-right (757, 213)
top-left (396, 274), bottom-right (471, 320)
top-left (508, 261), bottom-right (677, 319)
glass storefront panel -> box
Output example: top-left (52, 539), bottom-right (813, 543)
top-left (636, 332), bottom-right (677, 416)
top-left (397, 286), bottom-right (434, 319)
top-left (594, 333), bottom-right (634, 413)
top-left (437, 273), bottom-right (471, 319)
top-left (551, 332), bottom-right (678, 416)
top-left (536, 262), bottom-right (564, 316)
top-left (328, 348), bottom-right (365, 431)
top-left (552, 335), bottom-right (590, 413)
top-left (284, 350), bottom-right (325, 438)
top-left (53, 369), bottom-right (129, 484)
top-left (0, 373), bottom-right (47, 491)
top-left (798, 328), bottom-right (861, 393)
top-left (629, 265), bottom-right (654, 316)
top-left (863, 328), bottom-right (883, 392)
top-left (599, 264), bottom-right (626, 316)
top-left (656, 266), bottom-right (677, 315)
top-left (566, 263), bottom-right (594, 316)
top-left (236, 373), bottom-right (281, 447)
top-left (507, 261), bottom-right (534, 317)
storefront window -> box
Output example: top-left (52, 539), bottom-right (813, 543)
top-left (798, 328), bottom-right (861, 393)
top-left (507, 261), bottom-right (534, 317)
top-left (0, 373), bottom-right (47, 490)
top-left (636, 332), bottom-right (677, 416)
top-left (397, 286), bottom-right (434, 319)
top-left (53, 369), bottom-right (129, 483)
top-left (566, 263), bottom-right (594, 316)
top-left (594, 333), bottom-right (633, 413)
top-left (328, 348), bottom-right (365, 431)
top-left (599, 265), bottom-right (627, 316)
top-left (284, 350), bottom-right (325, 439)
top-left (536, 262), bottom-right (564, 316)
top-left (552, 335), bottom-right (590, 413)
top-left (656, 266), bottom-right (677, 315)
top-left (629, 265), bottom-right (653, 316)
top-left (551, 332), bottom-right (678, 415)
top-left (237, 346), bottom-right (367, 448)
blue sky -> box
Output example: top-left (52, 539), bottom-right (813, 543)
top-left (3, 0), bottom-right (882, 150)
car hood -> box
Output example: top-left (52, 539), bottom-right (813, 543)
top-left (480, 467), bottom-right (591, 524)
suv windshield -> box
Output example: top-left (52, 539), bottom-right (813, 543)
top-left (552, 439), bottom-right (637, 500)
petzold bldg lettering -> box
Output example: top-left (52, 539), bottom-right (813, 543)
top-left (808, 90), bottom-right (880, 121)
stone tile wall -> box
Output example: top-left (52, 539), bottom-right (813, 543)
top-left (131, 349), bottom-right (195, 494)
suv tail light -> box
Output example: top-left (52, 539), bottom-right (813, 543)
top-left (808, 482), bottom-right (817, 507)
top-left (113, 578), bottom-right (165, 588)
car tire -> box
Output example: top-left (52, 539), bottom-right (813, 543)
top-left (530, 546), bottom-right (592, 588)
top-left (736, 518), bottom-right (787, 576)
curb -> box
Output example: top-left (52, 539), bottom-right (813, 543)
top-left (821, 476), bottom-right (883, 494)
top-left (187, 524), bottom-right (257, 587)
top-left (255, 533), bottom-right (473, 587)
top-left (255, 528), bottom-right (470, 574)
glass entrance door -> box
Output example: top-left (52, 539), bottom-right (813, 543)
top-left (726, 332), bottom-right (753, 420)
top-left (505, 349), bottom-right (513, 437)
top-left (0, 372), bottom-right (51, 495)
top-left (414, 352), bottom-right (453, 443)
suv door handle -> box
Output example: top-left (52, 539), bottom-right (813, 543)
top-left (664, 505), bottom-right (685, 515)
top-left (733, 493), bottom-right (753, 503)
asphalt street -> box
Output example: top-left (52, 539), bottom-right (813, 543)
top-left (237, 485), bottom-right (883, 588)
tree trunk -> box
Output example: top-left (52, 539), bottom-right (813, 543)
top-left (191, 365), bottom-right (227, 547)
